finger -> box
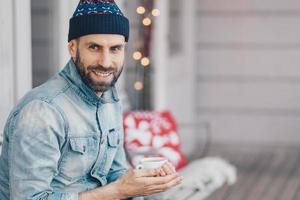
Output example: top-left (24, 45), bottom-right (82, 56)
top-left (133, 168), bottom-right (159, 178)
top-left (160, 165), bottom-right (170, 176)
top-left (145, 176), bottom-right (183, 194)
top-left (166, 161), bottom-right (176, 173)
top-left (156, 176), bottom-right (183, 191)
top-left (159, 167), bottom-right (167, 176)
top-left (139, 176), bottom-right (183, 196)
top-left (161, 162), bottom-right (175, 175)
top-left (141, 173), bottom-right (181, 185)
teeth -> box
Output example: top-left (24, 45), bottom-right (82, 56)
top-left (94, 71), bottom-right (111, 77)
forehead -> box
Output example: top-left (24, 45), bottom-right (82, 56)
top-left (79, 34), bottom-right (125, 46)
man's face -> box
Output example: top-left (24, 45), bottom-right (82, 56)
top-left (69, 34), bottom-right (125, 94)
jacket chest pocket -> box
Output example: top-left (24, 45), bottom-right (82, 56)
top-left (99, 129), bottom-right (120, 175)
top-left (59, 136), bottom-right (98, 181)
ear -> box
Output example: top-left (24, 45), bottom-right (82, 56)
top-left (68, 39), bottom-right (78, 59)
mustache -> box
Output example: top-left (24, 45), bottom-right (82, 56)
top-left (87, 65), bottom-right (116, 73)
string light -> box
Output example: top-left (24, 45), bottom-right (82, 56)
top-left (134, 81), bottom-right (144, 90)
top-left (132, 51), bottom-right (142, 60)
top-left (136, 6), bottom-right (146, 14)
top-left (133, 4), bottom-right (155, 93)
top-left (151, 8), bottom-right (160, 17)
top-left (142, 17), bottom-right (152, 26)
top-left (141, 57), bottom-right (150, 66)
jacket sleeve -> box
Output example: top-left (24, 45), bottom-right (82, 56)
top-left (8, 100), bottom-right (77, 200)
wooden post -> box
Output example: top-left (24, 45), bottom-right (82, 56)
top-left (0, 0), bottom-right (32, 131)
top-left (152, 0), bottom-right (170, 110)
top-left (52, 0), bottom-right (78, 70)
top-left (14, 0), bottom-right (32, 101)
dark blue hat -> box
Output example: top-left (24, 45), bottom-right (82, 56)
top-left (68, 0), bottom-right (129, 42)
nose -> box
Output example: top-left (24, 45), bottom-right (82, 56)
top-left (98, 50), bottom-right (111, 68)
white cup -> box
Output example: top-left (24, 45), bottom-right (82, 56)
top-left (136, 157), bottom-right (167, 170)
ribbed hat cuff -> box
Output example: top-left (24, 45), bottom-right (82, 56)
top-left (68, 14), bottom-right (129, 42)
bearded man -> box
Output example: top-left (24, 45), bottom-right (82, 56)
top-left (0, 1), bottom-right (181, 199)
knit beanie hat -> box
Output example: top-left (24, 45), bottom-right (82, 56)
top-left (68, 0), bottom-right (129, 42)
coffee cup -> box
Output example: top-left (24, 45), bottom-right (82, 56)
top-left (136, 157), bottom-right (167, 170)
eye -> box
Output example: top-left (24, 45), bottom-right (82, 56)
top-left (89, 44), bottom-right (99, 51)
top-left (111, 46), bottom-right (123, 53)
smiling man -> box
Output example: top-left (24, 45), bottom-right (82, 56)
top-left (0, 0), bottom-right (181, 200)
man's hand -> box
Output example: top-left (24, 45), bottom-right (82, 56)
top-left (78, 161), bottom-right (181, 200)
top-left (114, 167), bottom-right (182, 198)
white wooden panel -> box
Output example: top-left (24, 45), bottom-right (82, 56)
top-left (167, 56), bottom-right (199, 124)
top-left (31, 0), bottom-right (50, 9)
top-left (51, 0), bottom-right (78, 69)
top-left (196, 82), bottom-right (300, 109)
top-left (196, 0), bottom-right (300, 11)
top-left (0, 0), bottom-right (14, 131)
top-left (197, 115), bottom-right (300, 145)
top-left (32, 45), bottom-right (55, 86)
top-left (166, 0), bottom-right (300, 148)
top-left (0, 72), bottom-right (14, 130)
top-left (31, 14), bottom-right (52, 41)
top-left (32, 46), bottom-right (51, 67)
top-left (152, 0), bottom-right (170, 110)
top-left (31, 0), bottom-right (58, 86)
top-left (179, 123), bottom-right (210, 159)
top-left (121, 0), bottom-right (140, 25)
top-left (196, 17), bottom-right (300, 44)
top-left (196, 49), bottom-right (300, 77)
top-left (15, 0), bottom-right (32, 100)
top-left (169, 15), bottom-right (182, 55)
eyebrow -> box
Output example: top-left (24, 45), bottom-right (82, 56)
top-left (86, 42), bottom-right (125, 48)
top-left (111, 44), bottom-right (125, 49)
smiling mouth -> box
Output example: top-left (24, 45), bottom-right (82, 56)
top-left (93, 71), bottom-right (113, 77)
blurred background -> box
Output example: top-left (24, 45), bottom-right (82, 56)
top-left (1, 0), bottom-right (300, 199)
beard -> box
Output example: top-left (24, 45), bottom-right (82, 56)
top-left (74, 49), bottom-right (123, 93)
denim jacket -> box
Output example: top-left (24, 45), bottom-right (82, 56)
top-left (0, 60), bottom-right (128, 200)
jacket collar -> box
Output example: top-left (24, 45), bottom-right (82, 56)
top-left (60, 59), bottom-right (119, 105)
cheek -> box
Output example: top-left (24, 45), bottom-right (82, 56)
top-left (80, 52), bottom-right (99, 66)
top-left (113, 55), bottom-right (124, 68)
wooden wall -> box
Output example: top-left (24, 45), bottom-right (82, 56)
top-left (168, 0), bottom-right (300, 154)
